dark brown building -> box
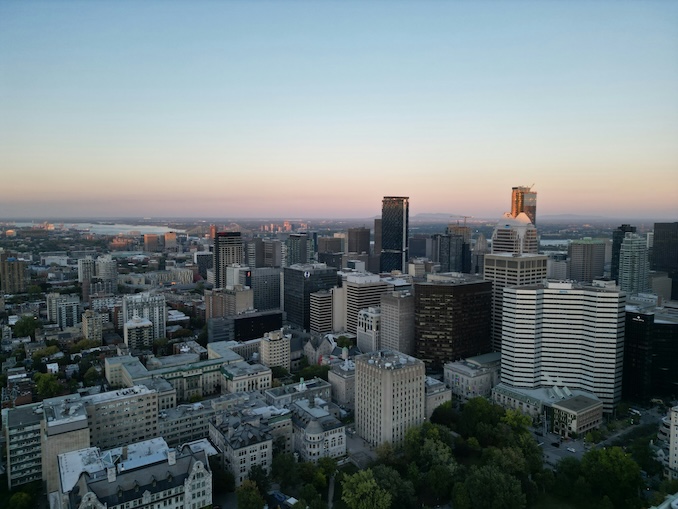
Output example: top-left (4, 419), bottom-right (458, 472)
top-left (415, 275), bottom-right (492, 371)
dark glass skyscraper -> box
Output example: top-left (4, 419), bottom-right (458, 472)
top-left (653, 222), bottom-right (678, 273)
top-left (380, 196), bottom-right (409, 272)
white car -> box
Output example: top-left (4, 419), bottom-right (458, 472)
top-left (567, 447), bottom-right (576, 453)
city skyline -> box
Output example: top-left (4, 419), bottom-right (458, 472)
top-left (1, 2), bottom-right (677, 219)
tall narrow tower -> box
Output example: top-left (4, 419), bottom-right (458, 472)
top-left (214, 232), bottom-right (243, 288)
top-left (511, 185), bottom-right (537, 226)
top-left (380, 196), bottom-right (409, 273)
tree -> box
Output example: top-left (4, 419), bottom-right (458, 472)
top-left (430, 400), bottom-right (456, 427)
top-left (34, 372), bottom-right (62, 399)
top-left (465, 465), bottom-right (526, 509)
top-left (580, 447), bottom-right (643, 509)
top-left (501, 409), bottom-right (532, 432)
top-left (83, 366), bottom-right (100, 387)
top-left (209, 457), bottom-right (235, 493)
top-left (372, 464), bottom-right (416, 509)
top-left (271, 366), bottom-right (290, 379)
top-left (271, 453), bottom-right (299, 491)
top-left (237, 479), bottom-right (265, 509)
top-left (317, 456), bottom-right (337, 479)
top-left (458, 397), bottom-right (505, 439)
top-left (8, 492), bottom-right (33, 509)
top-left (247, 464), bottom-right (271, 497)
top-left (341, 469), bottom-right (392, 509)
top-left (13, 315), bottom-right (40, 339)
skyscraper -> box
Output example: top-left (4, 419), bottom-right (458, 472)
top-left (653, 223), bottom-right (678, 273)
top-left (568, 238), bottom-right (606, 283)
top-left (283, 263), bottom-right (337, 331)
top-left (122, 292), bottom-right (166, 341)
top-left (500, 280), bottom-right (625, 412)
top-left (619, 233), bottom-right (650, 295)
top-left (347, 227), bottom-right (371, 254)
top-left (285, 233), bottom-right (310, 267)
top-left (414, 275), bottom-right (492, 370)
top-left (380, 290), bottom-right (415, 355)
top-left (491, 214), bottom-right (538, 255)
top-left (611, 224), bottom-right (637, 283)
top-left (214, 232), bottom-right (243, 288)
top-left (380, 196), bottom-right (409, 273)
top-left (355, 350), bottom-right (425, 447)
top-left (345, 273), bottom-right (390, 334)
top-left (510, 185), bottom-right (537, 225)
top-left (484, 253), bottom-right (548, 351)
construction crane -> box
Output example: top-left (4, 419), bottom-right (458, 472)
top-left (449, 214), bottom-right (473, 226)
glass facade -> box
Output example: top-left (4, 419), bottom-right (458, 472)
top-left (380, 196), bottom-right (409, 272)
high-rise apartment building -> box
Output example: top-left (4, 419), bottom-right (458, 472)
top-left (81, 310), bottom-right (103, 343)
top-left (285, 233), bottom-right (312, 266)
top-left (415, 274), bottom-right (492, 370)
top-left (347, 227), bottom-right (371, 254)
top-left (619, 233), bottom-right (650, 295)
top-left (510, 185), bottom-right (537, 225)
top-left (122, 292), bottom-right (166, 340)
top-left (355, 350), bottom-right (425, 447)
top-left (283, 263), bottom-right (337, 331)
top-left (611, 224), bottom-right (637, 283)
top-left (0, 251), bottom-right (28, 294)
top-left (214, 232), bottom-right (243, 288)
top-left (345, 273), bottom-right (390, 334)
top-left (260, 329), bottom-right (292, 371)
top-left (491, 214), bottom-right (538, 255)
top-left (77, 257), bottom-right (96, 283)
top-left (484, 253), bottom-right (548, 351)
top-left (204, 286), bottom-right (254, 318)
top-left (124, 316), bottom-right (154, 349)
top-left (95, 254), bottom-right (118, 283)
top-left (568, 238), bottom-right (606, 283)
top-left (380, 290), bottom-right (415, 355)
top-left (501, 280), bottom-right (625, 411)
top-left (46, 293), bottom-right (81, 329)
top-left (668, 406), bottom-right (678, 480)
top-left (380, 196), bottom-right (409, 273)
top-left (144, 234), bottom-right (161, 252)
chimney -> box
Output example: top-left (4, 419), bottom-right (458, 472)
top-left (168, 449), bottom-right (176, 466)
top-left (107, 467), bottom-right (116, 483)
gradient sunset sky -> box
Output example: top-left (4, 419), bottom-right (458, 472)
top-left (1, 1), bottom-right (677, 220)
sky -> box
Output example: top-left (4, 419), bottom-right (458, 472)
top-left (1, 1), bottom-right (677, 220)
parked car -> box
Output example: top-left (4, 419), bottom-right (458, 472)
top-left (551, 442), bottom-right (560, 448)
top-left (567, 447), bottom-right (576, 453)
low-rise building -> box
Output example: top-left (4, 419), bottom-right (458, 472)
top-left (328, 359), bottom-right (355, 409)
top-left (424, 377), bottom-right (452, 419)
top-left (57, 437), bottom-right (212, 509)
top-left (444, 352), bottom-right (501, 401)
top-left (291, 397), bottom-right (346, 463)
top-left (209, 413), bottom-right (273, 486)
top-left (551, 395), bottom-right (604, 438)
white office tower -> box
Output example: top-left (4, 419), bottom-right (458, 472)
top-left (355, 350), bottom-right (425, 446)
top-left (345, 273), bottom-right (390, 334)
top-left (356, 307), bottom-right (381, 353)
top-left (501, 280), bottom-right (625, 412)
top-left (122, 292), bottom-right (166, 340)
top-left (95, 254), bottom-right (118, 282)
top-left (618, 233), bottom-right (650, 295)
top-left (490, 213), bottom-right (538, 255)
top-left (484, 253), bottom-right (548, 352)
top-left (77, 257), bottom-right (95, 283)
top-left (380, 290), bottom-right (415, 355)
